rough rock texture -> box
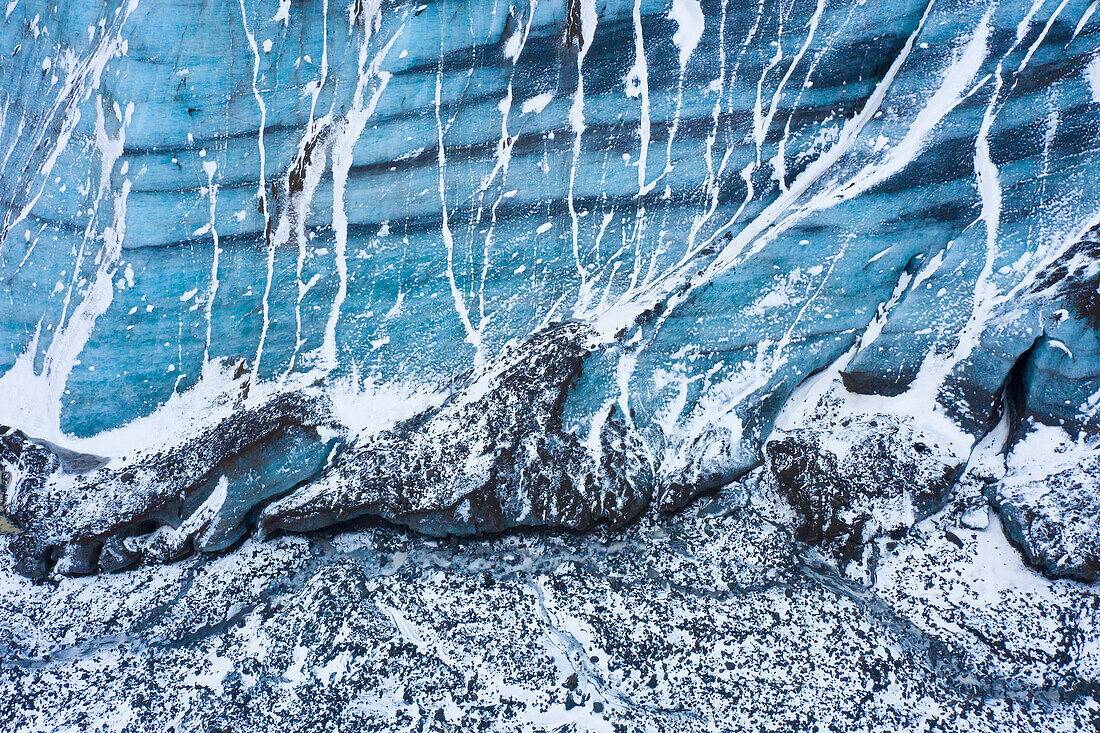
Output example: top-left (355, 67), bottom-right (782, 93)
top-left (2, 488), bottom-right (1099, 732)
top-left (4, 383), bottom-right (339, 578)
top-left (995, 421), bottom-right (1100, 583)
top-left (262, 321), bottom-right (653, 537)
top-left (764, 418), bottom-right (959, 565)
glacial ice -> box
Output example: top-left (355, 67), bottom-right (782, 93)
top-left (0, 0), bottom-right (1098, 579)
top-left (0, 0), bottom-right (1099, 726)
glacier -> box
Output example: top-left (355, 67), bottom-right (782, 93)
top-left (1, 0), bottom-right (1100, 729)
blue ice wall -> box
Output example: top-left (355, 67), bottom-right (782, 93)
top-left (0, 0), bottom-right (1094, 437)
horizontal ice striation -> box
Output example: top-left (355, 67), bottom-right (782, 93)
top-left (0, 0), bottom-right (1098, 579)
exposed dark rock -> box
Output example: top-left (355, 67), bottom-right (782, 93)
top-left (993, 421), bottom-right (1100, 583)
top-left (764, 417), bottom-right (960, 564)
top-left (1, 426), bottom-right (61, 516)
top-left (1027, 230), bottom-right (1100, 330)
top-left (995, 462), bottom-right (1100, 583)
top-left (261, 321), bottom-right (652, 537)
top-left (5, 389), bottom-right (340, 579)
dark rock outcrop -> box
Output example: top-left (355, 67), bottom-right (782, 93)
top-left (261, 321), bottom-right (652, 537)
top-left (5, 388), bottom-right (339, 578)
top-left (994, 455), bottom-right (1100, 583)
top-left (764, 416), bottom-right (959, 564)
top-left (993, 418), bottom-right (1100, 583)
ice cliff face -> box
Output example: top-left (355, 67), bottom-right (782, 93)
top-left (1, 0), bottom-right (1100, 728)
